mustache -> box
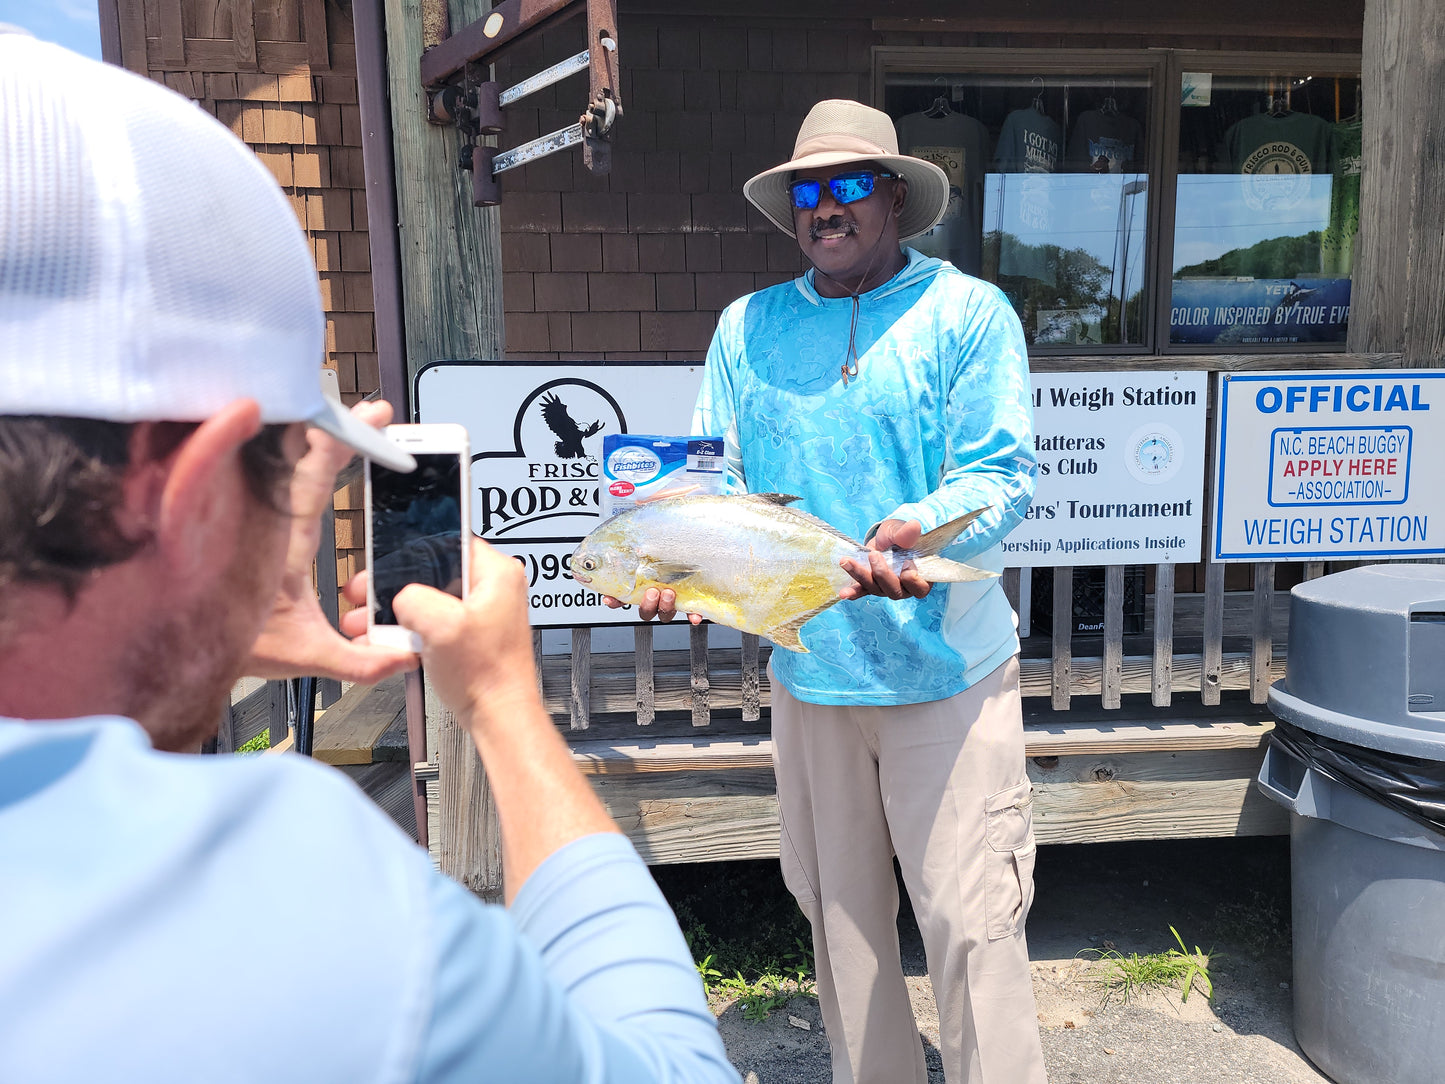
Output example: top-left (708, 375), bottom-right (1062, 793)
top-left (807, 217), bottom-right (858, 242)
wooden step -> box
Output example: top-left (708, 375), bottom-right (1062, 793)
top-left (570, 715), bottom-right (1276, 775)
top-left (571, 715), bottom-right (1286, 859)
top-left (312, 674), bottom-right (407, 766)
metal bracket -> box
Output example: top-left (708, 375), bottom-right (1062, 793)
top-left (500, 48), bottom-right (592, 107)
top-left (421, 0), bottom-right (620, 207)
top-left (492, 124), bottom-right (585, 174)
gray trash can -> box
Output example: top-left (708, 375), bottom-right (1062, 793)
top-left (1258, 563), bottom-right (1445, 1084)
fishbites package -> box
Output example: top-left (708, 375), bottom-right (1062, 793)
top-left (600, 434), bottom-right (725, 520)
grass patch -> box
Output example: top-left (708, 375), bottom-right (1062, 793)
top-left (653, 860), bottom-right (817, 1021)
top-left (236, 729), bottom-right (270, 754)
top-left (696, 945), bottom-right (815, 1022)
top-left (1083, 926), bottom-right (1216, 1007)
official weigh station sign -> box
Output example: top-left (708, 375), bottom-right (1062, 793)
top-left (1212, 371), bottom-right (1444, 562)
top-left (414, 361), bottom-right (703, 628)
top-left (999, 371), bottom-right (1208, 566)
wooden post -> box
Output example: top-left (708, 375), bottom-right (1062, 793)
top-left (1151, 562), bottom-right (1175, 707)
top-left (690, 622), bottom-right (711, 727)
top-left (382, 0), bottom-right (506, 894)
top-left (1250, 562), bottom-right (1275, 704)
top-left (1201, 559), bottom-right (1225, 706)
top-left (1102, 565), bottom-right (1124, 709)
top-left (1350, 0), bottom-right (1445, 366)
top-left (436, 717), bottom-right (503, 901)
top-left (740, 633), bottom-right (760, 724)
top-left (570, 628), bottom-right (591, 729)
top-left (635, 625), bottom-right (656, 725)
top-left (383, 0), bottom-right (505, 386)
top-left (1051, 567), bottom-right (1072, 710)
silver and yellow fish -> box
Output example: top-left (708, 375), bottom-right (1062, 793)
top-left (569, 493), bottom-right (996, 652)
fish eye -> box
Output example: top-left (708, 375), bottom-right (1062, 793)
top-left (580, 556), bottom-right (598, 571)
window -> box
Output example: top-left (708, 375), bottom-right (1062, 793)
top-left (1170, 64), bottom-right (1363, 347)
top-left (875, 49), bottom-right (1361, 354)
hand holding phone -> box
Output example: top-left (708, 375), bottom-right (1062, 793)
top-left (365, 423), bottom-right (471, 653)
top-left (245, 396), bottom-right (416, 686)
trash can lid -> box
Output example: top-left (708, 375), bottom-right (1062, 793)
top-left (1274, 564), bottom-right (1445, 759)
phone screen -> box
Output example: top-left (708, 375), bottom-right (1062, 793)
top-left (370, 453), bottom-right (465, 626)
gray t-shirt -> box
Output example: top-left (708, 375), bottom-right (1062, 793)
top-left (895, 110), bottom-right (990, 275)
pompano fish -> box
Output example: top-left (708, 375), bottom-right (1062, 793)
top-left (570, 493), bottom-right (996, 652)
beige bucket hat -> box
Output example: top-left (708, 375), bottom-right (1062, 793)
top-left (743, 99), bottom-right (950, 241)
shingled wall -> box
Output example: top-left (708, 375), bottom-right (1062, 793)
top-left (493, 19), bottom-right (853, 360)
top-left (491, 14), bottom-right (1362, 363)
top-left (103, 0), bottom-right (375, 594)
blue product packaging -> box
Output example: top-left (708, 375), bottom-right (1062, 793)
top-left (600, 434), bottom-right (725, 519)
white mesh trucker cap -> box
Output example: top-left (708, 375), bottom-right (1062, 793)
top-left (0, 29), bottom-right (414, 472)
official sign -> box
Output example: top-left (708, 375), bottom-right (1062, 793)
top-left (1000, 371), bottom-right (1208, 566)
top-left (1213, 371), bottom-right (1444, 561)
top-left (415, 361), bottom-right (704, 627)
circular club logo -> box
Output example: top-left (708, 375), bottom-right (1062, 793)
top-left (1240, 141), bottom-right (1314, 212)
top-left (1126, 423), bottom-right (1183, 485)
top-left (605, 445), bottom-right (662, 483)
top-left (608, 480), bottom-right (635, 497)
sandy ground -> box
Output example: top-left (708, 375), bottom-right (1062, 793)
top-left (712, 836), bottom-right (1331, 1084)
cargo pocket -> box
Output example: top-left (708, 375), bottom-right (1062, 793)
top-left (984, 780), bottom-right (1037, 941)
top-left (778, 818), bottom-right (819, 906)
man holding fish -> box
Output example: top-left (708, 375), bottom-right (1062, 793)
top-left (589, 99), bottom-right (1045, 1083)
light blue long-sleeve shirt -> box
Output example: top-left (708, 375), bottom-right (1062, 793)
top-left (693, 250), bottom-right (1036, 705)
top-left (0, 715), bottom-right (738, 1084)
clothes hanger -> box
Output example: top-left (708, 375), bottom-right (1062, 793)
top-left (922, 77), bottom-right (951, 118)
top-left (1031, 76), bottom-right (1045, 115)
top-left (1267, 77), bottom-right (1293, 117)
top-left (1102, 79), bottom-right (1118, 116)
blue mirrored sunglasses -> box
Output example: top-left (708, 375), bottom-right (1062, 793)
top-left (789, 170), bottom-right (894, 211)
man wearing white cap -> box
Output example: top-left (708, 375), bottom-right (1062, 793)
top-left (0, 29), bottom-right (735, 1084)
top-left (645, 100), bottom-right (1046, 1082)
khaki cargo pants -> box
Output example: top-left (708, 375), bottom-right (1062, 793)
top-left (770, 658), bottom-right (1046, 1084)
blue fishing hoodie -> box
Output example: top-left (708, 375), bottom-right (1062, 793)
top-left (693, 249), bottom-right (1037, 706)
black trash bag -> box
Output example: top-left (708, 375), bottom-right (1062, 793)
top-left (1270, 718), bottom-right (1445, 836)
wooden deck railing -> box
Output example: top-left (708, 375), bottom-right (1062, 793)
top-left (534, 560), bottom-right (1309, 730)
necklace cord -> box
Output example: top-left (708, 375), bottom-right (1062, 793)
top-left (810, 210), bottom-right (895, 387)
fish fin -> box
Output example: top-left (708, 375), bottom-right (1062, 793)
top-left (743, 493), bottom-right (865, 548)
top-left (743, 492), bottom-right (803, 506)
top-left (638, 560), bottom-right (700, 584)
top-left (788, 509), bottom-right (864, 547)
top-left (913, 506), bottom-right (990, 557)
top-left (765, 596), bottom-right (842, 653)
top-left (912, 555), bottom-right (999, 583)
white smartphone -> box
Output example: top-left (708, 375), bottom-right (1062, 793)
top-left (365, 423), bottom-right (471, 653)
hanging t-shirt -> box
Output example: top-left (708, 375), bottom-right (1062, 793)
top-left (994, 107), bottom-right (1062, 173)
top-left (1319, 118), bottom-right (1363, 277)
top-left (993, 107), bottom-right (1061, 286)
top-left (1225, 111), bottom-right (1334, 213)
top-left (894, 109), bottom-right (990, 276)
top-left (1066, 109), bottom-right (1143, 173)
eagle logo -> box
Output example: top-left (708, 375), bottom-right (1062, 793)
top-left (539, 392), bottom-right (604, 459)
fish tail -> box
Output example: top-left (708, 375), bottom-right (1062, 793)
top-left (912, 554), bottom-right (998, 583)
top-left (913, 506), bottom-right (990, 557)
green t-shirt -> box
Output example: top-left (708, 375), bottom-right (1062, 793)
top-left (1225, 111), bottom-right (1334, 218)
top-left (1226, 111), bottom-right (1333, 174)
top-left (1320, 119), bottom-right (1363, 277)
